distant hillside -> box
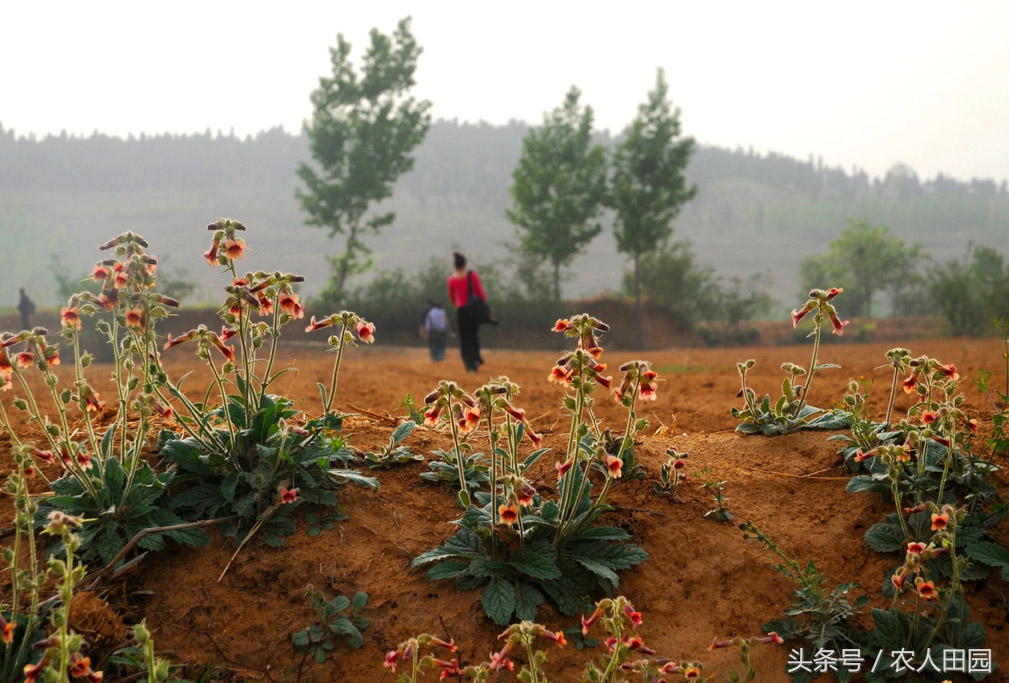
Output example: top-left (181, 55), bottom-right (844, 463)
top-left (1, 121), bottom-right (1006, 308)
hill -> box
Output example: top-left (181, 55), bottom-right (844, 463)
top-left (1, 121), bottom-right (1007, 307)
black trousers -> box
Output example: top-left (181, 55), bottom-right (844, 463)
top-left (457, 308), bottom-right (482, 371)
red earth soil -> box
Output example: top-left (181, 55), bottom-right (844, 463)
top-left (2, 335), bottom-right (1008, 682)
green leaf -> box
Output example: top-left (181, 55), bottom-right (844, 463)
top-left (352, 592), bottom-right (368, 612)
top-left (329, 595), bottom-right (351, 613)
top-left (292, 629), bottom-right (310, 648)
top-left (513, 582), bottom-right (545, 622)
top-left (870, 608), bottom-right (906, 650)
top-left (966, 541), bottom-right (1009, 568)
top-left (221, 473), bottom-right (239, 503)
top-left (482, 578), bottom-right (516, 626)
top-left (103, 457), bottom-right (125, 500)
top-left (575, 557), bottom-right (619, 588)
top-left (864, 523), bottom-right (905, 553)
top-left (571, 526), bottom-right (631, 541)
top-left (391, 421), bottom-right (416, 445)
top-left (509, 548), bottom-right (561, 580)
top-left (328, 469), bottom-right (379, 490)
top-left (426, 561), bottom-right (470, 581)
top-left (845, 475), bottom-right (890, 495)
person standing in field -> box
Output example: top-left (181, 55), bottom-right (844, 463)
top-left (447, 252), bottom-right (487, 374)
top-left (420, 299), bottom-right (451, 362)
top-left (17, 288), bottom-right (35, 330)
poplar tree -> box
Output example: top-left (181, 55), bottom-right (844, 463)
top-left (609, 68), bottom-right (696, 348)
top-left (297, 17), bottom-right (431, 302)
top-left (507, 87), bottom-right (608, 301)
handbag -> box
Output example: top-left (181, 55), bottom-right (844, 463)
top-left (463, 270), bottom-right (493, 325)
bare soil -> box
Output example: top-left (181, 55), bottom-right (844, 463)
top-left (3, 335), bottom-right (1008, 682)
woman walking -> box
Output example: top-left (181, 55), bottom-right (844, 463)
top-left (447, 252), bottom-right (487, 373)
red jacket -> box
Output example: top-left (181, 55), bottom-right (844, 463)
top-left (447, 270), bottom-right (486, 309)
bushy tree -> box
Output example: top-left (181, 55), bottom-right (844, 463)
top-left (609, 68), bottom-right (696, 348)
top-left (297, 17), bottom-right (431, 303)
top-left (798, 218), bottom-right (919, 317)
top-left (628, 239), bottom-right (720, 329)
top-left (506, 87), bottom-right (608, 301)
top-left (930, 245), bottom-right (1009, 336)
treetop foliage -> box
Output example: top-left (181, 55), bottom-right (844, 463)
top-left (506, 87), bottom-right (609, 301)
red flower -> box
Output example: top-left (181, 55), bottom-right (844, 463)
top-left (613, 376), bottom-right (631, 401)
top-left (424, 404), bottom-right (441, 427)
top-left (582, 335), bottom-right (604, 359)
top-left (828, 311), bottom-right (849, 336)
top-left (552, 319), bottom-right (570, 332)
top-left (92, 264), bottom-right (110, 281)
top-left (355, 320), bottom-right (376, 344)
top-left (69, 653), bottom-right (92, 678)
top-left (62, 305), bottom-right (83, 330)
top-left (623, 603), bottom-right (643, 626)
top-left (489, 648), bottom-right (515, 671)
top-left (853, 448), bottom-right (879, 462)
top-left (163, 329), bottom-right (199, 350)
top-left (305, 315), bottom-right (335, 332)
top-left (432, 658), bottom-right (462, 679)
top-left (639, 381), bottom-right (658, 402)
top-left (43, 345), bottom-right (60, 368)
top-left (280, 486), bottom-right (299, 504)
top-left (223, 237), bottom-right (246, 260)
top-left (604, 454), bottom-right (623, 479)
top-left (278, 291), bottom-right (304, 319)
top-left (931, 512), bottom-right (948, 532)
top-left (81, 385), bottom-right (106, 413)
top-left (826, 287), bottom-right (843, 300)
top-left (383, 650), bottom-right (402, 671)
top-left (902, 372), bottom-right (921, 394)
top-left (965, 417), bottom-right (979, 434)
top-left (76, 451), bottom-right (93, 470)
top-left (916, 577), bottom-right (937, 602)
top-left (922, 410), bottom-right (938, 425)
top-left (581, 606), bottom-right (603, 635)
top-left (0, 615), bottom-right (13, 644)
top-left (906, 541), bottom-right (927, 556)
top-left (791, 302), bottom-right (813, 328)
top-left (459, 407), bottom-right (480, 433)
top-left (203, 241), bottom-right (220, 266)
top-left (939, 363), bottom-right (959, 380)
top-left (556, 458), bottom-right (574, 477)
top-left (429, 636), bottom-right (457, 652)
top-left (503, 404), bottom-right (527, 424)
top-left (622, 635), bottom-right (652, 654)
top-left (541, 628), bottom-right (567, 647)
top-left (152, 402), bottom-right (173, 420)
top-left (592, 371), bottom-right (612, 389)
top-left (528, 429), bottom-right (543, 449)
top-left (684, 665), bottom-right (702, 680)
top-left (255, 292), bottom-right (274, 316)
top-left (761, 632), bottom-right (785, 645)
top-left (16, 351), bottom-right (34, 368)
top-left (23, 659), bottom-right (49, 683)
top-left (113, 270), bottom-right (130, 290)
top-left (208, 333), bottom-right (235, 362)
top-left (33, 448), bottom-right (55, 465)
top-left (125, 308), bottom-right (145, 330)
top-left (498, 503), bottom-right (520, 525)
top-left (548, 365), bottom-right (571, 385)
top-left (517, 483), bottom-right (536, 507)
top-left (0, 349), bottom-right (12, 380)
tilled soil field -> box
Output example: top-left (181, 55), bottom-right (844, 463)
top-left (2, 335), bottom-right (1008, 682)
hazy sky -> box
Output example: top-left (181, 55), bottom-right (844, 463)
top-left (3, 1), bottom-right (1008, 181)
